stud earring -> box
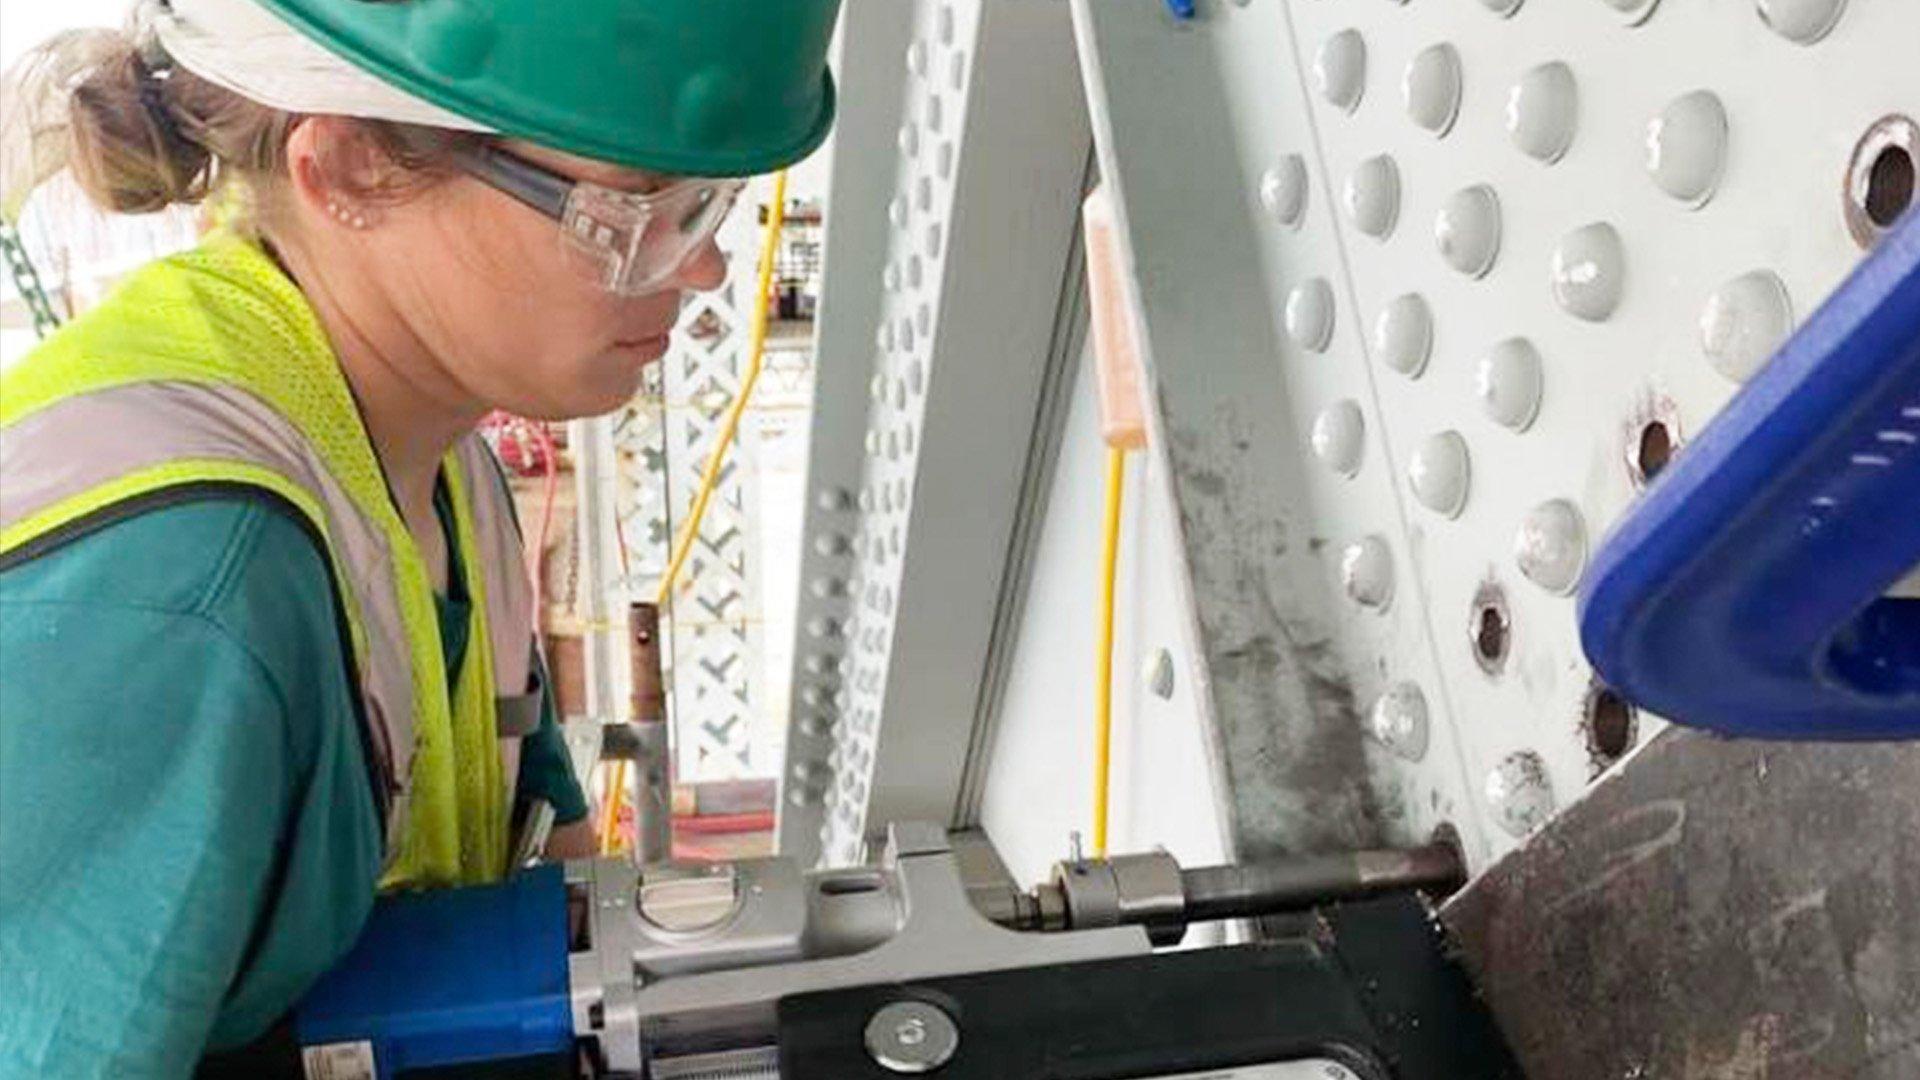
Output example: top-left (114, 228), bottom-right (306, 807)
top-left (325, 200), bottom-right (370, 230)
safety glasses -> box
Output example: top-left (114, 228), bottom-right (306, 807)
top-left (452, 142), bottom-right (745, 296)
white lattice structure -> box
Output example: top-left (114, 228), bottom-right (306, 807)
top-left (576, 183), bottom-right (822, 783)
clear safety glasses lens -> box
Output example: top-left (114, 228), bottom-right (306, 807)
top-left (559, 178), bottom-right (744, 296)
top-left (453, 143), bottom-right (743, 297)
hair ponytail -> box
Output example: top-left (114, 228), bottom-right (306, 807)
top-left (5, 16), bottom-right (471, 230)
top-left (67, 42), bottom-right (221, 213)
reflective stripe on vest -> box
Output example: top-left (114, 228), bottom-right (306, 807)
top-left (0, 234), bottom-right (536, 888)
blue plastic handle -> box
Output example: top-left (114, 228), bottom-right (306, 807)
top-left (1580, 209), bottom-right (1920, 738)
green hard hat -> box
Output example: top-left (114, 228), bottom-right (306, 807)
top-left (252, 0), bottom-right (842, 177)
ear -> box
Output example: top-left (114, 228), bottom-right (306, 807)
top-left (283, 116), bottom-right (394, 230)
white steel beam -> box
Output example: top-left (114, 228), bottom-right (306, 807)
top-left (781, 0), bottom-right (1093, 866)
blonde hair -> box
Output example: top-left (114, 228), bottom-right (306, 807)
top-left (43, 24), bottom-right (474, 226)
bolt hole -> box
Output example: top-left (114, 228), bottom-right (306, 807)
top-left (1584, 684), bottom-right (1638, 770)
top-left (1476, 608), bottom-right (1506, 660)
top-left (1428, 820), bottom-right (1465, 881)
top-left (1636, 421), bottom-right (1674, 485)
top-left (1865, 145), bottom-right (1915, 229)
top-left (1472, 596), bottom-right (1511, 674)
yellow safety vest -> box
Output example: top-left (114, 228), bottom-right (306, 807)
top-left (0, 232), bottom-right (540, 888)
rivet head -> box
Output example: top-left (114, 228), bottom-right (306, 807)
top-left (1312, 400), bottom-right (1367, 478)
top-left (1344, 154), bottom-right (1402, 239)
top-left (1286, 278), bottom-right (1337, 353)
top-left (1487, 751), bottom-right (1556, 837)
top-left (1341, 535), bottom-right (1395, 610)
top-left (889, 196), bottom-right (909, 229)
top-left (1436, 185), bottom-right (1502, 278)
top-left (1480, 0), bottom-right (1525, 15)
top-left (1516, 498), bottom-right (1588, 595)
top-left (1369, 682), bottom-right (1431, 762)
top-left (1550, 222), bottom-right (1626, 322)
top-left (1315, 29), bottom-right (1368, 114)
top-left (1646, 91), bottom-right (1729, 207)
top-left (1756, 0), bottom-right (1848, 44)
top-left (1144, 649), bottom-right (1176, 700)
top-left (1373, 294), bottom-right (1434, 378)
top-left (1403, 43), bottom-right (1463, 137)
top-left (1507, 62), bottom-right (1578, 165)
top-left (1476, 338), bottom-right (1544, 432)
top-left (1700, 270), bottom-right (1794, 383)
top-left (791, 759), bottom-right (831, 789)
top-left (1259, 155), bottom-right (1310, 228)
top-left (1409, 431), bottom-right (1471, 517)
top-left (1599, 0), bottom-right (1662, 26)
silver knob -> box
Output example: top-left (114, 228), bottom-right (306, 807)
top-left (864, 1000), bottom-right (959, 1074)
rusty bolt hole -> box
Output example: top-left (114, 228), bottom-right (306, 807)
top-left (1636, 420), bottom-right (1675, 486)
top-left (1472, 600), bottom-right (1511, 673)
top-left (1866, 144), bottom-right (1915, 229)
top-left (1584, 683), bottom-right (1638, 771)
top-left (1847, 116), bottom-right (1918, 248)
top-left (1426, 821), bottom-right (1468, 898)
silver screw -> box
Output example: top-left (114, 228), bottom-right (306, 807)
top-left (865, 1001), bottom-right (959, 1074)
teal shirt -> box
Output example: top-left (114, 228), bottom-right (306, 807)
top-left (0, 493), bottom-right (586, 1077)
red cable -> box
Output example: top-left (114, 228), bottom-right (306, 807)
top-left (674, 811), bottom-right (776, 835)
top-left (612, 509), bottom-right (633, 581)
top-left (525, 418), bottom-right (559, 630)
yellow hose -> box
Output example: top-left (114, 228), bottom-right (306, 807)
top-left (601, 169), bottom-right (791, 855)
top-left (1094, 444), bottom-right (1126, 858)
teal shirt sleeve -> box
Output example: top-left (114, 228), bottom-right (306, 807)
top-left (0, 497), bottom-right (383, 1078)
top-left (516, 670), bottom-right (589, 825)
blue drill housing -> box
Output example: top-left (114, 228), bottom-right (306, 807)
top-left (294, 864), bottom-right (575, 1075)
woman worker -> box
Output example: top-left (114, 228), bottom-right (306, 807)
top-left (0, 0), bottom-right (837, 1072)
